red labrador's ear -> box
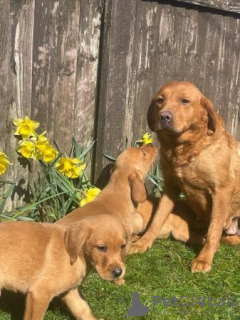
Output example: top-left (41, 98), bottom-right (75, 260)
top-left (147, 100), bottom-right (157, 132)
top-left (200, 96), bottom-right (218, 134)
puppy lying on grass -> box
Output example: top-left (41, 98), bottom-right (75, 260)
top-left (0, 214), bottom-right (129, 320)
top-left (134, 197), bottom-right (206, 246)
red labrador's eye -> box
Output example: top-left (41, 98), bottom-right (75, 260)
top-left (181, 99), bottom-right (190, 104)
top-left (157, 97), bottom-right (163, 104)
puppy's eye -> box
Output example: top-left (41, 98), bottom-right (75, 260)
top-left (181, 99), bottom-right (190, 104)
top-left (121, 244), bottom-right (126, 250)
top-left (156, 97), bottom-right (163, 104)
top-left (97, 245), bottom-right (107, 252)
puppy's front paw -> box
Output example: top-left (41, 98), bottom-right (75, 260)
top-left (129, 239), bottom-right (152, 254)
top-left (191, 258), bottom-right (211, 273)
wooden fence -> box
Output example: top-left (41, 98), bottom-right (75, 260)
top-left (1, 0), bottom-right (240, 207)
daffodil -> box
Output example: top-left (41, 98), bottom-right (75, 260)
top-left (55, 157), bottom-right (86, 179)
top-left (13, 116), bottom-right (39, 139)
top-left (80, 187), bottom-right (101, 206)
top-left (35, 134), bottom-right (58, 162)
top-left (17, 140), bottom-right (36, 159)
top-left (41, 145), bottom-right (58, 163)
top-left (0, 152), bottom-right (11, 175)
top-left (142, 133), bottom-right (153, 145)
top-left (35, 134), bottom-right (49, 151)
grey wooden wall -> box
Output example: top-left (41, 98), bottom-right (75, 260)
top-left (1, 0), bottom-right (240, 206)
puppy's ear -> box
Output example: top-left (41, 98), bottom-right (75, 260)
top-left (200, 96), bottom-right (218, 134)
top-left (64, 223), bottom-right (90, 265)
top-left (128, 170), bottom-right (147, 204)
top-left (147, 100), bottom-right (156, 132)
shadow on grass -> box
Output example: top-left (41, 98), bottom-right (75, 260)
top-left (169, 235), bottom-right (204, 255)
top-left (0, 290), bottom-right (74, 320)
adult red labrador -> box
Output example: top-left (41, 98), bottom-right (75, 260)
top-left (131, 81), bottom-right (240, 272)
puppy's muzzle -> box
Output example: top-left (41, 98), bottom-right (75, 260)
top-left (159, 110), bottom-right (173, 129)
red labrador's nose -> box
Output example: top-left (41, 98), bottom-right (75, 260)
top-left (159, 111), bottom-right (173, 125)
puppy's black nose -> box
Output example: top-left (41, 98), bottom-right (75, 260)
top-left (159, 111), bottom-right (173, 125)
top-left (112, 267), bottom-right (122, 278)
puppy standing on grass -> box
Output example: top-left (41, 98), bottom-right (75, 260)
top-left (0, 214), bottom-right (129, 320)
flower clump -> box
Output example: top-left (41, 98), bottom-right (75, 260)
top-left (14, 117), bottom-right (58, 163)
top-left (5, 117), bottom-right (153, 217)
top-left (13, 116), bottom-right (86, 180)
top-left (0, 152), bottom-right (11, 175)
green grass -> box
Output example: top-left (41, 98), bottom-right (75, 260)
top-left (0, 239), bottom-right (239, 319)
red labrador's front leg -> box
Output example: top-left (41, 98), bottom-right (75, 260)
top-left (191, 188), bottom-right (232, 273)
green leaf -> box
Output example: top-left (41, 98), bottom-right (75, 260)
top-left (103, 154), bottom-right (116, 162)
top-left (79, 140), bottom-right (96, 159)
top-left (0, 183), bottom-right (16, 213)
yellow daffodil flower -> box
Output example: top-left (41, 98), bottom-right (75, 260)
top-left (17, 140), bottom-right (36, 159)
top-left (55, 157), bottom-right (86, 179)
top-left (35, 134), bottom-right (58, 162)
top-left (0, 152), bottom-right (11, 175)
top-left (35, 134), bottom-right (49, 151)
top-left (142, 132), bottom-right (153, 145)
top-left (13, 116), bottom-right (39, 139)
top-left (41, 145), bottom-right (58, 163)
top-left (80, 187), bottom-right (101, 206)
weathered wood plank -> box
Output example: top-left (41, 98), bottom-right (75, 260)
top-left (176, 0), bottom-right (240, 14)
top-left (52, 0), bottom-right (80, 152)
top-left (74, 0), bottom-right (102, 148)
top-left (0, 0), bottom-right (12, 151)
top-left (31, 0), bottom-right (59, 139)
top-left (11, 0), bottom-right (34, 114)
top-left (94, 0), bottom-right (139, 180)
top-left (0, 0), bottom-right (17, 210)
top-left (131, 3), bottom-right (160, 141)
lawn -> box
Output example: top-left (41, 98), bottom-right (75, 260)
top-left (0, 238), bottom-right (239, 320)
